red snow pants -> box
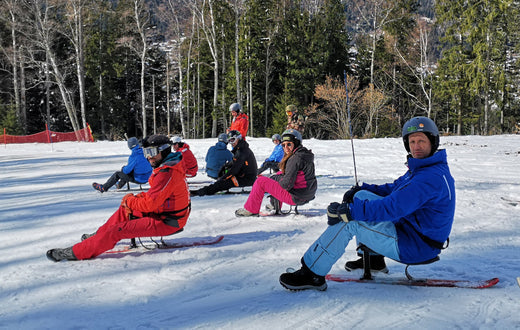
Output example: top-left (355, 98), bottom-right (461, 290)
top-left (72, 205), bottom-right (188, 260)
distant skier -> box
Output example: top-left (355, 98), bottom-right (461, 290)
top-left (47, 134), bottom-right (191, 262)
top-left (235, 129), bottom-right (317, 217)
top-left (285, 105), bottom-right (305, 135)
top-left (227, 103), bottom-right (249, 140)
top-left (92, 137), bottom-right (152, 192)
top-left (279, 117), bottom-right (456, 291)
top-left (257, 134), bottom-right (284, 175)
top-left (205, 133), bottom-right (233, 179)
top-left (190, 130), bottom-right (257, 196)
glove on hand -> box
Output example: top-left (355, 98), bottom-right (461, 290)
top-left (342, 185), bottom-right (362, 203)
top-left (327, 202), bottom-right (352, 225)
top-left (327, 202), bottom-right (340, 225)
top-left (121, 193), bottom-right (133, 215)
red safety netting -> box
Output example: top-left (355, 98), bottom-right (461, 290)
top-left (1, 125), bottom-right (94, 144)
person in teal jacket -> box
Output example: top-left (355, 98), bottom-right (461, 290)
top-left (92, 137), bottom-right (153, 192)
top-left (280, 117), bottom-right (456, 291)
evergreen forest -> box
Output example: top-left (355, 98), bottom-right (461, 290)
top-left (1, 0), bottom-right (519, 141)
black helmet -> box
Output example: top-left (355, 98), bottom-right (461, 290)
top-left (271, 134), bottom-right (281, 142)
top-left (281, 129), bottom-right (302, 147)
top-left (402, 116), bottom-right (439, 155)
top-left (218, 133), bottom-right (228, 143)
top-left (127, 137), bottom-right (139, 150)
top-left (229, 103), bottom-right (241, 113)
top-left (142, 134), bottom-right (172, 161)
top-left (227, 130), bottom-right (242, 144)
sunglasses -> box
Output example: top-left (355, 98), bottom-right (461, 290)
top-left (282, 142), bottom-right (294, 148)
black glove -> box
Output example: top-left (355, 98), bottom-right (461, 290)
top-left (342, 185), bottom-right (362, 203)
top-left (327, 202), bottom-right (352, 225)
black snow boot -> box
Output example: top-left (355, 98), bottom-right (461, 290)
top-left (345, 255), bottom-right (388, 273)
top-left (46, 247), bottom-right (78, 262)
top-left (279, 261), bottom-right (327, 291)
top-left (81, 232), bottom-right (95, 241)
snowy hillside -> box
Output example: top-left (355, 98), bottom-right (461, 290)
top-left (0, 135), bottom-right (519, 329)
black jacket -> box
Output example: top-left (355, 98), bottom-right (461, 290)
top-left (271, 146), bottom-right (317, 204)
top-left (221, 139), bottom-right (257, 185)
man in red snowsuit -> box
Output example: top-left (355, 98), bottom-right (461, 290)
top-left (46, 134), bottom-right (191, 261)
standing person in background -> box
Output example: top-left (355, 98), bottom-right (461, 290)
top-left (205, 133), bottom-right (233, 179)
top-left (172, 136), bottom-right (198, 178)
top-left (257, 134), bottom-right (284, 175)
top-left (286, 105), bottom-right (305, 135)
top-left (47, 134), bottom-right (190, 261)
top-left (92, 137), bottom-right (152, 192)
top-left (227, 103), bottom-right (249, 140)
top-left (235, 129), bottom-right (317, 217)
top-left (279, 117), bottom-right (455, 291)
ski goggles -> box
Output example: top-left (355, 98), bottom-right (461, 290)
top-left (228, 137), bottom-right (238, 144)
top-left (142, 143), bottom-right (170, 158)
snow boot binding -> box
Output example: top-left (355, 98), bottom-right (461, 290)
top-left (235, 208), bottom-right (259, 217)
top-left (345, 255), bottom-right (389, 274)
top-left (92, 182), bottom-right (105, 193)
top-left (279, 262), bottom-right (327, 291)
top-left (46, 247), bottom-right (77, 262)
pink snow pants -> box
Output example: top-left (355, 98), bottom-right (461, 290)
top-left (244, 176), bottom-right (295, 214)
top-left (72, 205), bottom-right (187, 259)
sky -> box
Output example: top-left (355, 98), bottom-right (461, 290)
top-left (0, 134), bottom-right (519, 329)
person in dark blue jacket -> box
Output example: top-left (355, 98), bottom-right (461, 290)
top-left (92, 137), bottom-right (153, 192)
top-left (280, 117), bottom-right (456, 291)
top-left (205, 133), bottom-right (233, 179)
top-left (257, 134), bottom-right (284, 175)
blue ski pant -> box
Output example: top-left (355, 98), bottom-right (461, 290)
top-left (303, 191), bottom-right (401, 276)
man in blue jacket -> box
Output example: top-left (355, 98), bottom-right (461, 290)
top-left (257, 134), bottom-right (284, 175)
top-left (279, 117), bottom-right (456, 291)
top-left (92, 137), bottom-right (153, 192)
top-left (205, 133), bottom-right (233, 179)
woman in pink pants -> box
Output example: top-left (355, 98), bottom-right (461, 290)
top-left (235, 129), bottom-right (317, 217)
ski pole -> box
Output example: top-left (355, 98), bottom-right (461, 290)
top-left (344, 70), bottom-right (358, 186)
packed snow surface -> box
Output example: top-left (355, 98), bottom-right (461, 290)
top-left (1, 135), bottom-right (519, 329)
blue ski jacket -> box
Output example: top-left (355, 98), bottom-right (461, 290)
top-left (350, 149), bottom-right (456, 263)
top-left (265, 144), bottom-right (284, 162)
top-left (122, 146), bottom-right (153, 184)
top-left (205, 141), bottom-right (233, 179)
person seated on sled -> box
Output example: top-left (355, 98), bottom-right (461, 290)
top-left (47, 134), bottom-right (191, 262)
top-left (257, 134), bottom-right (284, 175)
top-left (172, 136), bottom-right (198, 177)
top-left (92, 137), bottom-right (152, 192)
top-left (205, 133), bottom-right (233, 179)
top-left (190, 130), bottom-right (257, 196)
top-left (235, 129), bottom-right (317, 217)
top-left (279, 117), bottom-right (455, 291)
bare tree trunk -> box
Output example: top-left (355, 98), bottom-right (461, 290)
top-left (187, 0), bottom-right (220, 138)
top-left (29, 0), bottom-right (81, 138)
top-left (5, 1), bottom-right (22, 131)
top-left (67, 0), bottom-right (88, 139)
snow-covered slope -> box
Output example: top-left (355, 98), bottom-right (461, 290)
top-left (0, 135), bottom-right (519, 329)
